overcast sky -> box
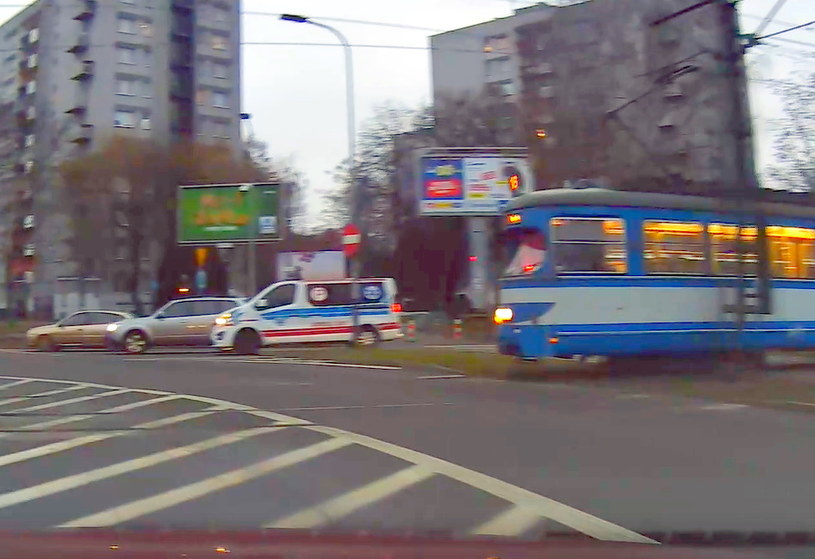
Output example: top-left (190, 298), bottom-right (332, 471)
top-left (1, 0), bottom-right (813, 214)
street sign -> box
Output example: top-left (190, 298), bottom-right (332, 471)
top-left (342, 223), bottom-right (361, 258)
top-left (177, 183), bottom-right (280, 244)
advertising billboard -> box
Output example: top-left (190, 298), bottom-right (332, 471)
top-left (418, 153), bottom-right (533, 216)
top-left (177, 183), bottom-right (280, 244)
top-left (276, 251), bottom-right (346, 281)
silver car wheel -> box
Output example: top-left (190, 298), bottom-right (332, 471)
top-left (124, 331), bottom-right (147, 354)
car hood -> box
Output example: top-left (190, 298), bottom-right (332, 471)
top-left (26, 325), bottom-right (56, 337)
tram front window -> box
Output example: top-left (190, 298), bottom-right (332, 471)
top-left (503, 228), bottom-right (546, 277)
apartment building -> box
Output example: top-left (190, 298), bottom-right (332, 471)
top-left (430, 0), bottom-right (744, 193)
top-left (0, 0), bottom-right (242, 318)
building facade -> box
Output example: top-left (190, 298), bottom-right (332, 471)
top-left (0, 0), bottom-right (242, 318)
top-left (431, 0), bottom-right (744, 193)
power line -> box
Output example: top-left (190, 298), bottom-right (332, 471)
top-left (756, 19), bottom-right (815, 41)
top-left (751, 0), bottom-right (789, 37)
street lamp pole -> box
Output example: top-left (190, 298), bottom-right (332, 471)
top-left (280, 14), bottom-right (360, 336)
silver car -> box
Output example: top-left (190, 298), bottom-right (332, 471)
top-left (105, 297), bottom-right (243, 354)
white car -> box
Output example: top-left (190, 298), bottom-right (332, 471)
top-left (106, 297), bottom-right (244, 354)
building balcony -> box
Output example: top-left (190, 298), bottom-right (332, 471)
top-left (65, 104), bottom-right (87, 116)
top-left (69, 123), bottom-right (94, 145)
top-left (66, 33), bottom-right (89, 55)
top-left (71, 60), bottom-right (94, 81)
top-left (73, 0), bottom-right (97, 22)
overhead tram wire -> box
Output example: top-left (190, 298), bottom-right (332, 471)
top-left (751, 0), bottom-right (789, 37)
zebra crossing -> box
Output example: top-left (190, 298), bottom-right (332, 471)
top-left (0, 374), bottom-right (654, 543)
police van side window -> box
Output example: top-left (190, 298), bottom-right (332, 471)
top-left (308, 283), bottom-right (352, 306)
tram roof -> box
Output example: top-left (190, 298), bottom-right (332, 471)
top-left (505, 188), bottom-right (815, 219)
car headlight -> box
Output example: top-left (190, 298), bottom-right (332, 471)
top-left (493, 307), bottom-right (513, 325)
top-left (215, 313), bottom-right (233, 327)
top-left (106, 323), bottom-right (119, 332)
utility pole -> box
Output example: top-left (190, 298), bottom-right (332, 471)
top-left (651, 0), bottom-right (770, 350)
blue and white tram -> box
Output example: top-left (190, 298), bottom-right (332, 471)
top-left (494, 187), bottom-right (815, 360)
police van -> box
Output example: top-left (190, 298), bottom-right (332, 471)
top-left (211, 278), bottom-right (402, 354)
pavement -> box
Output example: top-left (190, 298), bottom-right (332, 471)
top-left (0, 347), bottom-right (812, 556)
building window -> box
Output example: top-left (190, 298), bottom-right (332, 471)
top-left (117, 46), bottom-right (136, 64)
top-left (114, 109), bottom-right (136, 128)
top-left (116, 77), bottom-right (137, 96)
top-left (211, 34), bottom-right (227, 51)
top-left (551, 217), bottom-right (627, 274)
top-left (643, 221), bottom-right (706, 274)
top-left (212, 90), bottom-right (228, 107)
top-left (139, 22), bottom-right (153, 37)
top-left (212, 62), bottom-right (228, 79)
top-left (25, 80), bottom-right (36, 94)
top-left (485, 56), bottom-right (510, 80)
top-left (27, 54), bottom-right (37, 68)
top-left (24, 134), bottom-right (34, 147)
top-left (140, 117), bottom-right (151, 130)
top-left (28, 28), bottom-right (38, 43)
top-left (118, 16), bottom-right (136, 34)
top-left (497, 81), bottom-right (515, 96)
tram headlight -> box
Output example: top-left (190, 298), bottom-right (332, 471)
top-left (493, 307), bottom-right (514, 325)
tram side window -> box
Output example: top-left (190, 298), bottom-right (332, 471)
top-left (551, 217), bottom-right (627, 273)
top-left (643, 221), bottom-right (706, 274)
top-left (767, 226), bottom-right (815, 279)
top-left (709, 223), bottom-right (758, 276)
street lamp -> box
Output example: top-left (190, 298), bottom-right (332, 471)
top-left (279, 14), bottom-right (356, 217)
top-left (280, 13), bottom-right (361, 335)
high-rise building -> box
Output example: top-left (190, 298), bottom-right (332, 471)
top-left (431, 0), bottom-right (744, 193)
top-left (0, 0), bottom-right (242, 318)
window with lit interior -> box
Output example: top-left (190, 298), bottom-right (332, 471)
top-left (643, 220), bottom-right (706, 274)
top-left (551, 217), bottom-right (627, 273)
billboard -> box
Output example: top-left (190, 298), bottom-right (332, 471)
top-left (276, 250), bottom-right (346, 281)
top-left (177, 183), bottom-right (280, 244)
top-left (418, 151), bottom-right (533, 216)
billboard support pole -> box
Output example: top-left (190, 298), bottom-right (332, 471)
top-left (247, 239), bottom-right (257, 297)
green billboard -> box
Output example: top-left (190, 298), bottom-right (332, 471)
top-left (177, 183), bottom-right (280, 244)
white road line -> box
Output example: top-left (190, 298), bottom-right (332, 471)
top-left (235, 360), bottom-right (401, 371)
top-left (786, 400), bottom-right (815, 407)
top-left (9, 389), bottom-right (131, 413)
top-left (59, 437), bottom-right (352, 527)
top-left (266, 464), bottom-right (434, 529)
top-left (416, 374), bottom-right (466, 380)
top-left (275, 402), bottom-right (452, 412)
top-left (616, 394), bottom-right (651, 400)
top-left (0, 376), bottom-right (171, 396)
top-left (0, 379), bottom-right (37, 391)
top-left (307, 426), bottom-right (657, 545)
top-left (0, 426), bottom-right (281, 511)
top-left (5, 395), bottom-right (185, 433)
top-left (0, 411), bottom-right (213, 468)
top-left (697, 403), bottom-right (748, 411)
top-left (470, 504), bottom-right (545, 536)
top-left (0, 384), bottom-right (88, 409)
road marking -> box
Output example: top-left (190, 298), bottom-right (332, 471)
top-left (0, 375), bottom-right (652, 544)
top-left (470, 504), bottom-right (545, 536)
top-left (0, 379), bottom-right (37, 391)
top-left (0, 376), bottom-right (171, 396)
top-left (307, 426), bottom-right (657, 544)
top-left (7, 389), bottom-right (131, 414)
top-left (60, 437), bottom-right (352, 527)
top-left (275, 402), bottom-right (452, 412)
top-left (266, 464), bottom-right (434, 529)
top-left (0, 411), bottom-right (213, 468)
top-left (424, 345), bottom-right (496, 353)
top-left (697, 403), bottom-right (748, 411)
top-left (234, 360), bottom-right (401, 371)
top-left (786, 400), bottom-right (815, 407)
top-left (0, 384), bottom-right (88, 409)
top-left (616, 393), bottom-right (651, 400)
top-left (1, 395), bottom-right (185, 433)
top-left (0, 426), bottom-right (281, 511)
top-left (416, 374), bottom-right (466, 380)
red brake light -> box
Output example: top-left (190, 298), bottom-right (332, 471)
top-left (523, 264), bottom-right (536, 273)
top-left (391, 303), bottom-right (402, 313)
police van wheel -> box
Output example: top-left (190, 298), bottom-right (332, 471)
top-left (353, 325), bottom-right (381, 348)
top-left (234, 329), bottom-right (261, 355)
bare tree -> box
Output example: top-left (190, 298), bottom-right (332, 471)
top-left (765, 74), bottom-right (815, 192)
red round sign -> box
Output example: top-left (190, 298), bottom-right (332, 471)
top-left (342, 223), bottom-right (362, 258)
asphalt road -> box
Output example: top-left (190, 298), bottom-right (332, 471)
top-left (0, 347), bottom-right (813, 551)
